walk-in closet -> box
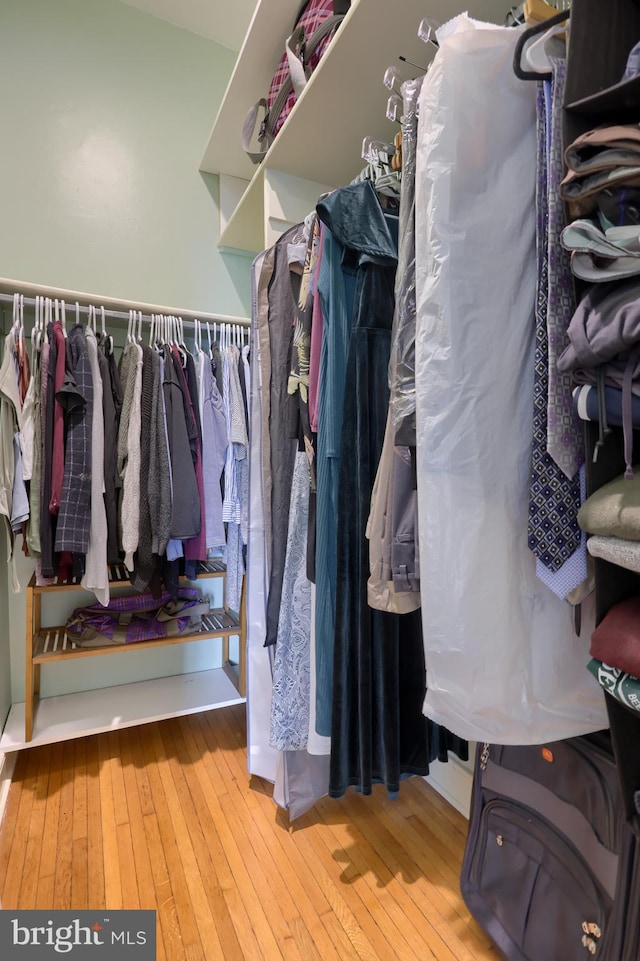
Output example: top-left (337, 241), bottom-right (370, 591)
top-left (2, 1), bottom-right (640, 959)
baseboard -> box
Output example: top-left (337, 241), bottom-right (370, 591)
top-left (0, 750), bottom-right (17, 828)
top-left (425, 754), bottom-right (474, 818)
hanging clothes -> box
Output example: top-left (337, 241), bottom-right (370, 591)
top-left (183, 347), bottom-right (206, 564)
top-left (316, 180), bottom-right (451, 800)
top-left (199, 350), bottom-right (227, 552)
top-left (269, 223), bottom-right (318, 754)
top-left (81, 326), bottom-right (109, 605)
top-left (120, 341), bottom-right (143, 571)
top-left (414, 14), bottom-right (607, 744)
top-left (162, 343), bottom-right (200, 540)
top-left (97, 336), bottom-right (122, 565)
top-left (26, 334), bottom-right (43, 557)
top-left (367, 75), bottom-right (422, 615)
top-left (0, 303), bottom-right (243, 607)
top-left (39, 321), bottom-right (56, 579)
top-left (264, 224), bottom-right (306, 648)
top-left (54, 323), bottom-right (93, 573)
top-left (269, 450), bottom-right (312, 751)
top-left (147, 349), bottom-right (172, 563)
top-left (0, 332), bottom-right (22, 589)
top-left (246, 249), bottom-right (281, 783)
top-left (48, 318), bottom-right (66, 515)
top-left (131, 344), bottom-right (156, 592)
top-left (314, 218), bottom-right (356, 736)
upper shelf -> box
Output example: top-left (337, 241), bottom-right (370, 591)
top-left (200, 0), bottom-right (513, 249)
top-left (201, 0), bottom-right (306, 182)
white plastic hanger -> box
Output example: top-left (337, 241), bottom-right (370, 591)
top-left (523, 21), bottom-right (566, 73)
top-left (14, 294), bottom-right (25, 365)
top-left (31, 296), bottom-right (40, 363)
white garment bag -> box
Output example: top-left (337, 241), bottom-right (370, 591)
top-left (414, 15), bottom-right (607, 744)
top-left (246, 252), bottom-right (280, 782)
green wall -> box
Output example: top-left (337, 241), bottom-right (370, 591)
top-left (0, 0), bottom-right (252, 316)
top-left (0, 0), bottom-right (253, 707)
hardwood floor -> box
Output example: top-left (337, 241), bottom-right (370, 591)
top-left (0, 705), bottom-right (499, 961)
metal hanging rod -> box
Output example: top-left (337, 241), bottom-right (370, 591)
top-left (0, 277), bottom-right (250, 327)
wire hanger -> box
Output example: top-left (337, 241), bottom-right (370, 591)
top-left (513, 8), bottom-right (570, 81)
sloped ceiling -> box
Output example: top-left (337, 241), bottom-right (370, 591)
top-left (117, 0), bottom-right (258, 50)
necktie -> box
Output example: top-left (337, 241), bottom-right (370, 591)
top-left (546, 57), bottom-right (584, 479)
top-left (528, 78), bottom-right (582, 573)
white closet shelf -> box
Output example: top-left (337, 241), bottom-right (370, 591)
top-left (201, 0), bottom-right (509, 252)
top-left (0, 669), bottom-right (244, 752)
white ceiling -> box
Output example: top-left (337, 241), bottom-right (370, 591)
top-left (117, 0), bottom-right (258, 51)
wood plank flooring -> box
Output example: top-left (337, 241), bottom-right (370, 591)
top-left (0, 705), bottom-right (499, 961)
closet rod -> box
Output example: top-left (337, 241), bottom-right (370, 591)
top-left (0, 277), bottom-right (250, 326)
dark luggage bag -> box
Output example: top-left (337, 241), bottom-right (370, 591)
top-left (460, 735), bottom-right (640, 961)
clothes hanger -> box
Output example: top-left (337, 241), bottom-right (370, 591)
top-left (60, 299), bottom-right (67, 338)
top-left (19, 294), bottom-right (24, 339)
top-left (177, 316), bottom-right (189, 365)
top-left (383, 65), bottom-right (403, 94)
top-left (102, 306), bottom-right (114, 355)
top-left (31, 295), bottom-right (43, 361)
top-left (14, 294), bottom-right (25, 365)
top-left (386, 95), bottom-right (403, 124)
top-left (12, 293), bottom-right (18, 339)
top-left (523, 16), bottom-right (566, 71)
top-left (417, 17), bottom-right (440, 50)
top-left (513, 8), bottom-right (570, 81)
top-left (31, 296), bottom-right (40, 365)
top-left (11, 294), bottom-right (18, 350)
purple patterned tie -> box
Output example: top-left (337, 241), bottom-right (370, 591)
top-left (546, 57), bottom-right (584, 479)
top-left (528, 77), bottom-right (582, 573)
